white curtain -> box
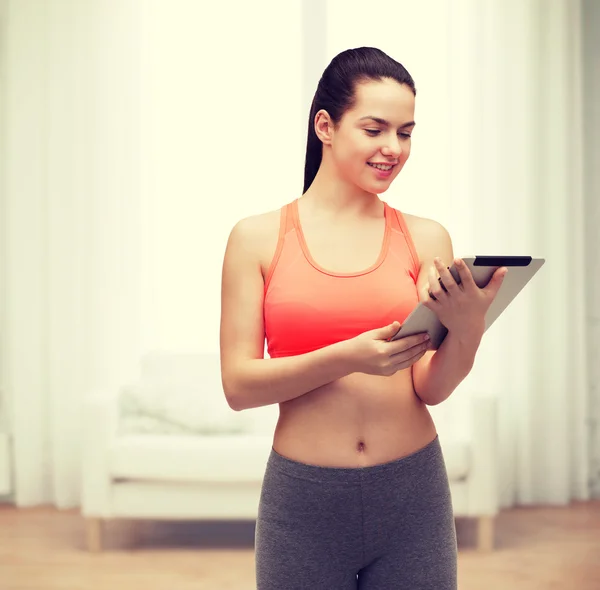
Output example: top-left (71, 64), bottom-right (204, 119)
top-left (3, 0), bottom-right (146, 508)
top-left (2, 0), bottom-right (303, 508)
top-left (583, 0), bottom-right (600, 498)
top-left (1, 0), bottom-right (594, 508)
top-left (323, 0), bottom-right (589, 505)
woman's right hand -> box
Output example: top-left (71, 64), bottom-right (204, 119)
top-left (345, 321), bottom-right (431, 376)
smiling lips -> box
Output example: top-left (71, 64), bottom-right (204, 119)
top-left (368, 162), bottom-right (395, 170)
top-left (367, 162), bottom-right (395, 177)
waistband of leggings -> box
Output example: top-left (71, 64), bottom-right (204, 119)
top-left (266, 434), bottom-right (441, 484)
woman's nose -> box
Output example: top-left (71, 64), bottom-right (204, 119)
top-left (382, 138), bottom-right (402, 157)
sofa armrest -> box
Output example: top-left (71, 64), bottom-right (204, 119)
top-left (465, 394), bottom-right (499, 516)
top-left (80, 389), bottom-right (120, 517)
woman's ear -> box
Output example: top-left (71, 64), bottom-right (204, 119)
top-left (314, 110), bottom-right (334, 145)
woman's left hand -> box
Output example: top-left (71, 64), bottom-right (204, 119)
top-left (422, 257), bottom-right (508, 339)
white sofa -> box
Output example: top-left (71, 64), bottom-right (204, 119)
top-left (81, 352), bottom-right (499, 552)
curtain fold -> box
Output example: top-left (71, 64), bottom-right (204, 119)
top-left (582, 0), bottom-right (600, 498)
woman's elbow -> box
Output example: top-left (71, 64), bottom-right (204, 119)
top-left (221, 371), bottom-right (243, 411)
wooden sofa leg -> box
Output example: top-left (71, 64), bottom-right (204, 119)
top-left (476, 515), bottom-right (494, 552)
top-left (86, 517), bottom-right (103, 552)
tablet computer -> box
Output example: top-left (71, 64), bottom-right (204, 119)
top-left (389, 256), bottom-right (545, 349)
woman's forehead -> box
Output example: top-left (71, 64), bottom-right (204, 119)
top-left (349, 80), bottom-right (415, 122)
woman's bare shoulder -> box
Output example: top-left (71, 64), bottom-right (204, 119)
top-left (402, 212), bottom-right (449, 236)
top-left (401, 213), bottom-right (452, 260)
top-left (228, 206), bottom-right (284, 277)
top-left (232, 207), bottom-right (280, 234)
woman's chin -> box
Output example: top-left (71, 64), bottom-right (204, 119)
top-left (363, 178), bottom-right (393, 194)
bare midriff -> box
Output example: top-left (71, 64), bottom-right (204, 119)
top-left (272, 370), bottom-right (438, 468)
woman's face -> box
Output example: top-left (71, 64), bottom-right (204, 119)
top-left (327, 78), bottom-right (416, 193)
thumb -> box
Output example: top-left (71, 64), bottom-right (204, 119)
top-left (485, 267), bottom-right (508, 295)
top-left (379, 320), bottom-right (400, 338)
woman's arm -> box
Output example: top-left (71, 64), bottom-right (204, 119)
top-left (412, 327), bottom-right (483, 406)
top-left (220, 215), bottom-right (358, 411)
top-left (409, 219), bottom-right (485, 406)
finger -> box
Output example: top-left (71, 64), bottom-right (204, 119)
top-left (418, 283), bottom-right (431, 303)
top-left (391, 341), bottom-right (430, 361)
top-left (422, 297), bottom-right (436, 309)
top-left (434, 258), bottom-right (459, 294)
top-left (428, 265), bottom-right (445, 301)
top-left (392, 346), bottom-right (429, 370)
top-left (421, 285), bottom-right (437, 307)
top-left (453, 258), bottom-right (477, 291)
top-left (483, 267), bottom-right (508, 296)
top-left (390, 332), bottom-right (430, 354)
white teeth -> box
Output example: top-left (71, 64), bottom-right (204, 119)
top-left (368, 163), bottom-right (393, 171)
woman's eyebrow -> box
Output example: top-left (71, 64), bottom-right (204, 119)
top-left (359, 116), bottom-right (416, 128)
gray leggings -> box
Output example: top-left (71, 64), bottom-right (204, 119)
top-left (255, 434), bottom-right (457, 590)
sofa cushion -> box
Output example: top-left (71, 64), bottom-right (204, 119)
top-left (109, 433), bottom-right (470, 483)
top-left (118, 381), bottom-right (249, 435)
top-left (109, 434), bottom-right (275, 482)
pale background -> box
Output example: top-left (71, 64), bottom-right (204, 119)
top-left (0, 0), bottom-right (599, 509)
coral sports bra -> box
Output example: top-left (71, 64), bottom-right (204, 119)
top-left (263, 198), bottom-right (421, 359)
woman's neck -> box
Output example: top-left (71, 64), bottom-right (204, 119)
top-left (303, 161), bottom-right (380, 216)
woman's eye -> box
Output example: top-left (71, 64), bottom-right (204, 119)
top-left (365, 129), bottom-right (412, 138)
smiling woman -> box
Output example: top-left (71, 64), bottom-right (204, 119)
top-left (302, 56), bottom-right (417, 195)
top-left (219, 46), bottom-right (498, 590)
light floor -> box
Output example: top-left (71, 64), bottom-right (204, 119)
top-left (1, 501), bottom-right (599, 589)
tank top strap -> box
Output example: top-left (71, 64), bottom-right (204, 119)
top-left (387, 203), bottom-right (421, 277)
top-left (385, 201), bottom-right (402, 231)
top-left (264, 201), bottom-right (297, 292)
top-left (283, 200), bottom-right (296, 234)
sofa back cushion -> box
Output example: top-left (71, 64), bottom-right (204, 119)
top-left (119, 351), bottom-right (278, 436)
